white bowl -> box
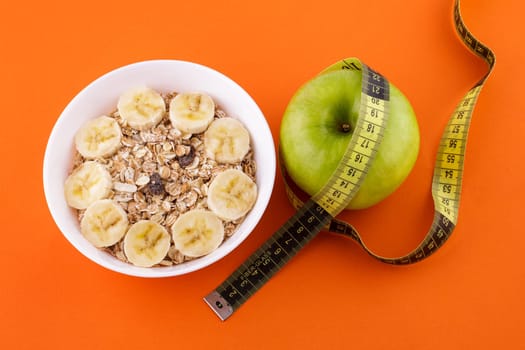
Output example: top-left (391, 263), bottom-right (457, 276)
top-left (43, 60), bottom-right (276, 277)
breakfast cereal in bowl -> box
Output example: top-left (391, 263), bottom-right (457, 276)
top-left (44, 60), bottom-right (275, 277)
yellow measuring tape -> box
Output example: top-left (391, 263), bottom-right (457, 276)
top-left (204, 0), bottom-right (495, 320)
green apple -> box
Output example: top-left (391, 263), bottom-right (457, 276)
top-left (279, 68), bottom-right (419, 210)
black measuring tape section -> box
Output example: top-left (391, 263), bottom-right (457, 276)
top-left (210, 201), bottom-right (332, 313)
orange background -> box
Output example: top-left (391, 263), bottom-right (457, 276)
top-left (1, 0), bottom-right (523, 348)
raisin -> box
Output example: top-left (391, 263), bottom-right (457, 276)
top-left (147, 172), bottom-right (165, 196)
top-left (178, 146), bottom-right (195, 168)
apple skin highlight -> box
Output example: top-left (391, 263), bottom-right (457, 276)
top-left (279, 69), bottom-right (420, 210)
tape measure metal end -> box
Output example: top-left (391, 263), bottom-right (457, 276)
top-left (204, 291), bottom-right (234, 321)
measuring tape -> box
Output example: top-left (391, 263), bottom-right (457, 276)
top-left (204, 0), bottom-right (495, 320)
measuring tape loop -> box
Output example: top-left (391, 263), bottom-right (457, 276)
top-left (204, 0), bottom-right (495, 320)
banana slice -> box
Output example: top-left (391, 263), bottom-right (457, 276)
top-left (171, 209), bottom-right (225, 258)
top-left (64, 161), bottom-right (113, 209)
top-left (117, 86), bottom-right (166, 130)
top-left (204, 117), bottom-right (251, 164)
top-left (75, 115), bottom-right (122, 159)
top-left (123, 220), bottom-right (171, 267)
top-left (80, 199), bottom-right (129, 248)
top-left (207, 169), bottom-right (257, 221)
top-left (169, 92), bottom-right (215, 134)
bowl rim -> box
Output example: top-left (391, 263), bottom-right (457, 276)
top-left (43, 59), bottom-right (276, 277)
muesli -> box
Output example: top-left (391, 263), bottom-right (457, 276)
top-left (64, 87), bottom-right (257, 267)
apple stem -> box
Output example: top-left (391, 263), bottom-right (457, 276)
top-left (340, 123), bottom-right (351, 133)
